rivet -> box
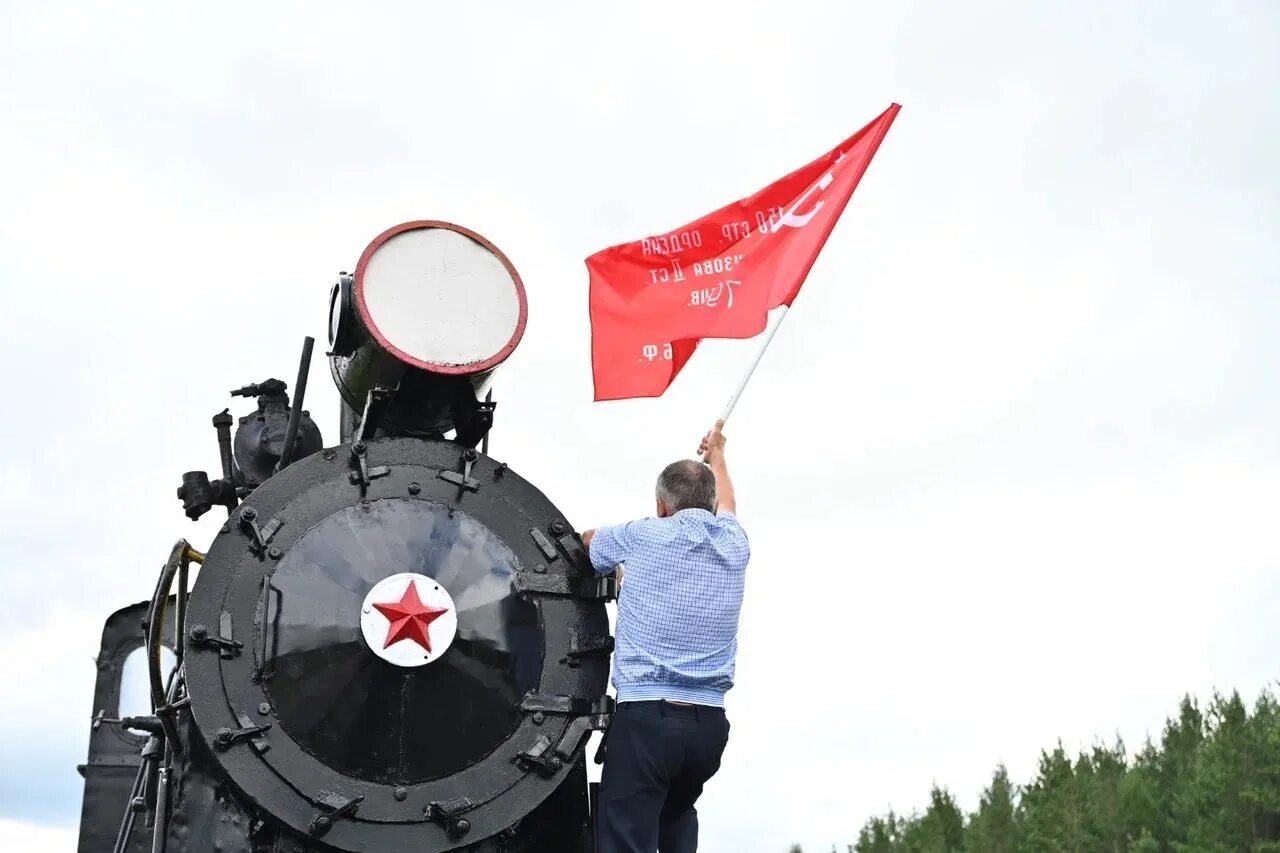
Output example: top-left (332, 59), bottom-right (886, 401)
top-left (189, 624), bottom-right (209, 641)
top-left (393, 786), bottom-right (407, 801)
top-left (268, 545), bottom-right (282, 559)
top-left (257, 702), bottom-right (271, 716)
top-left (532, 712), bottom-right (545, 725)
top-left (534, 564), bottom-right (547, 574)
top-left (408, 483), bottom-right (421, 495)
top-left (241, 506), bottom-right (256, 521)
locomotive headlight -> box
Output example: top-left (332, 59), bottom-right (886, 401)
top-left (353, 221), bottom-right (527, 374)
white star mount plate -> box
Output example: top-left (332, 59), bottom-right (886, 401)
top-left (360, 572), bottom-right (458, 667)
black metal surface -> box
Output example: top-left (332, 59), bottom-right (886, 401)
top-left (480, 390), bottom-right (493, 456)
top-left (77, 601), bottom-right (176, 853)
top-left (153, 717), bottom-right (595, 853)
top-left (277, 336), bottom-right (316, 472)
top-left (160, 734), bottom-right (257, 853)
top-left (91, 229), bottom-right (607, 849)
top-left (231, 379), bottom-right (323, 487)
top-left (176, 410), bottom-right (242, 520)
top-left (213, 409), bottom-right (237, 485)
top-left (182, 436), bottom-right (610, 852)
top-left (328, 273), bottom-right (359, 358)
top-left (177, 471), bottom-right (236, 521)
top-left (328, 291), bottom-right (498, 444)
top-left (263, 499), bottom-right (539, 784)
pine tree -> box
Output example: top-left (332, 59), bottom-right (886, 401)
top-left (965, 765), bottom-right (1019, 853)
top-left (1081, 739), bottom-right (1129, 852)
top-left (1128, 827), bottom-right (1159, 853)
top-left (1157, 695), bottom-right (1205, 850)
top-left (1020, 744), bottom-right (1088, 852)
top-left (1246, 690), bottom-right (1280, 849)
top-left (899, 787), bottom-right (964, 852)
top-left (849, 688), bottom-right (1280, 853)
top-left (1174, 691), bottom-right (1266, 851)
top-left (1119, 740), bottom-right (1162, 848)
top-left (854, 814), bottom-right (901, 853)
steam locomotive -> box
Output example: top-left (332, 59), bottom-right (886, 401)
top-left (77, 221), bottom-right (616, 852)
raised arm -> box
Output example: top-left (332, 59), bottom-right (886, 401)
top-left (698, 419), bottom-right (736, 515)
top-left (582, 523), bottom-right (634, 577)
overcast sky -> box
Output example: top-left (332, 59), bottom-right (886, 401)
top-left (1, 2), bottom-right (1277, 851)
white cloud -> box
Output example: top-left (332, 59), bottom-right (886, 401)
top-left (0, 819), bottom-right (76, 852)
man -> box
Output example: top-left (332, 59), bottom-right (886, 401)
top-left (582, 420), bottom-right (750, 853)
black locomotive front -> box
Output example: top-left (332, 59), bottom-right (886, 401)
top-left (77, 222), bottom-right (616, 853)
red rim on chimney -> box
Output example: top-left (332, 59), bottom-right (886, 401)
top-left (353, 220), bottom-right (528, 376)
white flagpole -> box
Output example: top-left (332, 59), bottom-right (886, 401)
top-left (698, 306), bottom-right (790, 462)
top-left (718, 305), bottom-right (790, 424)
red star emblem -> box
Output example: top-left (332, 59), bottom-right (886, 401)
top-left (371, 580), bottom-right (450, 652)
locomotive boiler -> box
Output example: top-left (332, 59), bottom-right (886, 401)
top-left (77, 221), bottom-right (616, 853)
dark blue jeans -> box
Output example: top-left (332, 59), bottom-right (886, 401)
top-left (597, 700), bottom-right (730, 853)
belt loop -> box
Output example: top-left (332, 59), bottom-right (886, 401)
top-left (694, 705), bottom-right (701, 721)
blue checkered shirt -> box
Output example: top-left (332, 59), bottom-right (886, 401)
top-left (588, 509), bottom-right (750, 707)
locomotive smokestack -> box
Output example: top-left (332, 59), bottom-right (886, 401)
top-left (328, 221), bottom-right (525, 445)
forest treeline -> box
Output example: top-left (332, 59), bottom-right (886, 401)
top-left (787, 688), bottom-right (1280, 852)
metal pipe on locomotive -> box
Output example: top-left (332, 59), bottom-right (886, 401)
top-left (78, 221), bottom-right (617, 853)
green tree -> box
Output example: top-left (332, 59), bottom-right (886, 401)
top-left (1128, 827), bottom-right (1159, 853)
top-left (899, 787), bottom-right (964, 853)
top-left (1118, 741), bottom-right (1162, 848)
top-left (1246, 691), bottom-right (1280, 849)
top-left (965, 764), bottom-right (1019, 853)
top-left (1020, 744), bottom-right (1088, 852)
top-left (1172, 690), bottom-right (1280, 852)
top-left (851, 689), bottom-right (1280, 853)
top-left (1081, 739), bottom-right (1129, 852)
top-left (1157, 696), bottom-right (1205, 850)
top-left (855, 812), bottom-right (904, 853)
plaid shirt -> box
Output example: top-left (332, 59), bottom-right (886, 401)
top-left (589, 509), bottom-right (750, 707)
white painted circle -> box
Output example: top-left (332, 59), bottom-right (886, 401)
top-left (360, 227), bottom-right (522, 368)
top-left (359, 572), bottom-right (458, 667)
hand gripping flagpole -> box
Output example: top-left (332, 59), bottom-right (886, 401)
top-left (718, 305), bottom-right (790, 423)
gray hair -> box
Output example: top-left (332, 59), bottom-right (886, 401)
top-left (655, 460), bottom-right (716, 513)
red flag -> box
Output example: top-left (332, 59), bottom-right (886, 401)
top-left (587, 103), bottom-right (900, 401)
